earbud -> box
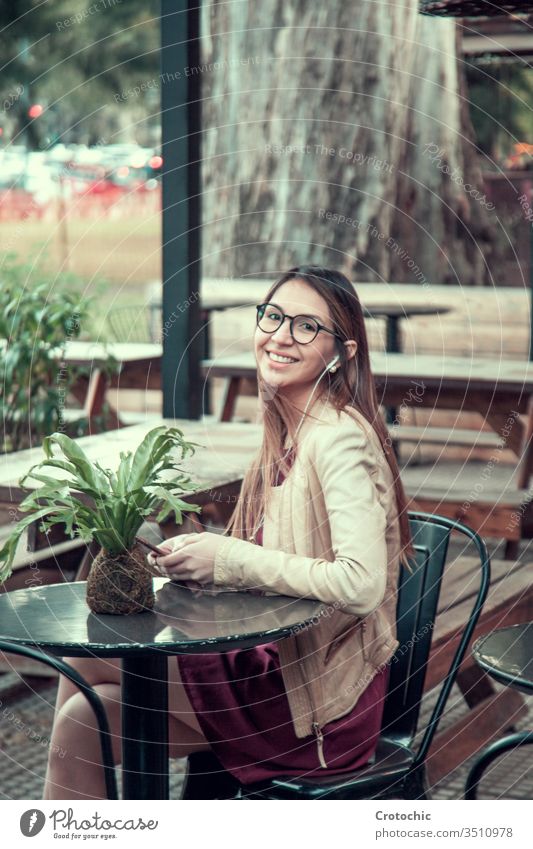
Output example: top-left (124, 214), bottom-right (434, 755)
top-left (328, 354), bottom-right (340, 374)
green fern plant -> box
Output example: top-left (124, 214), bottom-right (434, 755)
top-left (0, 426), bottom-right (201, 614)
top-left (0, 254), bottom-right (97, 453)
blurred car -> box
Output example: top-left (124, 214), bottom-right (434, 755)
top-left (0, 141), bottom-right (162, 218)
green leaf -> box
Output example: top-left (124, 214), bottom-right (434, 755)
top-left (42, 433), bottom-right (109, 493)
top-left (152, 487), bottom-right (201, 525)
top-left (116, 451), bottom-right (133, 497)
top-left (0, 506), bottom-right (65, 580)
top-left (91, 527), bottom-right (126, 556)
top-left (126, 427), bottom-right (179, 490)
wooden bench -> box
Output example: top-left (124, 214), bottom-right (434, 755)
top-left (401, 460), bottom-right (533, 557)
top-left (388, 425), bottom-right (505, 450)
top-left (425, 553), bottom-right (533, 785)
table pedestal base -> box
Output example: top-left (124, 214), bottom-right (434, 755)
top-left (121, 654), bottom-right (169, 800)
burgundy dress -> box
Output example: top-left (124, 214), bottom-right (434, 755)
top-left (177, 454), bottom-right (388, 784)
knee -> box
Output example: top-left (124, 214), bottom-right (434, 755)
top-left (52, 686), bottom-right (121, 763)
top-left (52, 692), bottom-right (101, 751)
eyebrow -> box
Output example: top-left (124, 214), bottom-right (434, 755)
top-left (268, 302), bottom-right (325, 322)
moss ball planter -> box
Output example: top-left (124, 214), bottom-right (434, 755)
top-left (0, 426), bottom-right (201, 616)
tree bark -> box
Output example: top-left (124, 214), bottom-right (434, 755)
top-left (200, 0), bottom-right (493, 285)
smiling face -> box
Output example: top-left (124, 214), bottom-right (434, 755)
top-left (254, 278), bottom-right (339, 407)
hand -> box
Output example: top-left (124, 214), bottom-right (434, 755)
top-left (147, 532), bottom-right (224, 587)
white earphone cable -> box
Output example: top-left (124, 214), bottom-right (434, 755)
top-left (279, 353), bottom-right (340, 461)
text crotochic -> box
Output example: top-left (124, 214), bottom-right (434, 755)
top-left (375, 811), bottom-right (431, 821)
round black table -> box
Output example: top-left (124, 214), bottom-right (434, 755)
top-left (0, 579), bottom-right (324, 800)
top-left (474, 623), bottom-right (533, 696)
top-left (465, 622), bottom-right (533, 799)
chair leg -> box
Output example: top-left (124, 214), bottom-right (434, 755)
top-left (75, 539), bottom-right (101, 581)
top-left (400, 766), bottom-right (431, 800)
top-left (181, 751), bottom-right (241, 800)
top-left (504, 539), bottom-right (520, 560)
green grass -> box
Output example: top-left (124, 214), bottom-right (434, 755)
top-left (1, 210), bottom-right (161, 339)
top-left (1, 211), bottom-right (160, 283)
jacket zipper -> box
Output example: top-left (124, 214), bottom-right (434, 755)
top-left (293, 637), bottom-right (328, 769)
top-left (294, 618), bottom-right (369, 768)
top-left (312, 721), bottom-right (328, 769)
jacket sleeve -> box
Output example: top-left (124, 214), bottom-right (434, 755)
top-left (212, 421), bottom-right (389, 617)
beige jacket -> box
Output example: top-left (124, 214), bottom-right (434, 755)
top-left (213, 401), bottom-right (401, 769)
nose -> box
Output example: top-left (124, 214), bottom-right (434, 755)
top-left (270, 316), bottom-right (294, 345)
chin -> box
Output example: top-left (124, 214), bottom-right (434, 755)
top-left (260, 369), bottom-right (284, 388)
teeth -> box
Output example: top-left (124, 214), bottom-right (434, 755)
top-left (268, 352), bottom-right (297, 364)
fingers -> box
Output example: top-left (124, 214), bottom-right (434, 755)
top-left (155, 550), bottom-right (188, 570)
top-left (147, 533), bottom-right (210, 583)
top-left (147, 535), bottom-right (197, 566)
top-left (147, 548), bottom-right (171, 574)
top-left (153, 535), bottom-right (202, 579)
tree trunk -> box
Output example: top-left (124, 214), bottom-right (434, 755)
top-left (200, 0), bottom-right (494, 285)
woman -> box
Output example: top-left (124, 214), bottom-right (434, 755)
top-left (44, 266), bottom-right (411, 799)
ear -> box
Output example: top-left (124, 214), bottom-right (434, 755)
top-left (343, 340), bottom-right (357, 361)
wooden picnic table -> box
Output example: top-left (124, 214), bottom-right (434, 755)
top-left (201, 351), bottom-right (533, 459)
top-left (0, 418), bottom-right (260, 515)
top-left (4, 336), bottom-right (157, 432)
top-left (63, 341), bottom-right (162, 428)
top-left (195, 283), bottom-right (450, 416)
top-left (150, 277), bottom-right (451, 355)
top-left (194, 278), bottom-right (451, 353)
top-left (200, 351), bottom-right (533, 549)
top-left (0, 338), bottom-right (162, 431)
top-left (61, 287), bottom-right (450, 424)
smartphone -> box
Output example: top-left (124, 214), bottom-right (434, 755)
top-left (135, 536), bottom-right (168, 557)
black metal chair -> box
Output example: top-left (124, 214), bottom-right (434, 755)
top-left (0, 640), bottom-right (118, 799)
top-left (182, 511), bottom-right (490, 800)
top-left (105, 305), bottom-right (160, 344)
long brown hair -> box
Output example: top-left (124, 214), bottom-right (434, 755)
top-left (225, 266), bottom-right (413, 559)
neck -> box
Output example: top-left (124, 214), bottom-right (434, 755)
top-left (277, 387), bottom-right (330, 445)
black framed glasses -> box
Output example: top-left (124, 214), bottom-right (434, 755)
top-left (256, 302), bottom-right (344, 345)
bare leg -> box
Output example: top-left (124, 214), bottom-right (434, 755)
top-left (43, 656), bottom-right (211, 800)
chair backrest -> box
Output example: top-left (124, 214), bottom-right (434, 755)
top-left (106, 305), bottom-right (160, 343)
top-left (380, 511), bottom-right (490, 764)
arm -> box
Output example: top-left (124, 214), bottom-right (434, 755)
top-left (213, 422), bottom-right (389, 617)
